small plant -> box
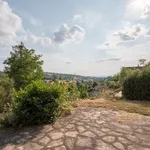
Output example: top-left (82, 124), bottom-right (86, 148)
top-left (67, 81), bottom-right (80, 101)
top-left (77, 82), bottom-right (89, 99)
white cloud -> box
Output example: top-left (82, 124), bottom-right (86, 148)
top-left (0, 0), bottom-right (22, 47)
top-left (0, 0), bottom-right (85, 50)
top-left (147, 29), bottom-right (150, 35)
top-left (73, 12), bottom-right (101, 29)
top-left (0, 0), bottom-right (50, 48)
top-left (53, 24), bottom-right (85, 44)
top-left (28, 34), bottom-right (52, 45)
top-left (140, 5), bottom-right (150, 19)
top-left (96, 57), bottom-right (121, 63)
top-left (125, 0), bottom-right (150, 20)
top-left (113, 24), bottom-right (148, 41)
top-left (97, 23), bottom-right (149, 50)
top-left (96, 42), bottom-right (110, 49)
top-left (66, 61), bottom-right (72, 64)
top-left (96, 22), bottom-right (150, 66)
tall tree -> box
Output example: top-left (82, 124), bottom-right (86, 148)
top-left (138, 59), bottom-right (146, 66)
top-left (4, 42), bottom-right (44, 89)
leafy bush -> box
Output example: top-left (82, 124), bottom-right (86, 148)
top-left (77, 83), bottom-right (89, 99)
top-left (108, 81), bottom-right (120, 89)
top-left (0, 75), bottom-right (14, 113)
top-left (123, 67), bottom-right (150, 100)
top-left (67, 81), bottom-right (80, 101)
top-left (13, 80), bottom-right (71, 125)
top-left (79, 88), bottom-right (89, 99)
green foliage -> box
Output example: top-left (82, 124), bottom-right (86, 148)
top-left (68, 81), bottom-right (80, 101)
top-left (120, 67), bottom-right (133, 85)
top-left (13, 80), bottom-right (71, 125)
top-left (104, 73), bottom-right (121, 90)
top-left (0, 75), bottom-right (14, 113)
top-left (4, 42), bottom-right (44, 90)
top-left (138, 58), bottom-right (146, 66)
top-left (44, 72), bottom-right (104, 82)
top-left (123, 68), bottom-right (150, 100)
top-left (92, 81), bottom-right (98, 88)
top-left (77, 82), bottom-right (89, 99)
top-left (108, 81), bottom-right (120, 89)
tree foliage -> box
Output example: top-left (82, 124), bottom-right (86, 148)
top-left (123, 67), bottom-right (150, 100)
top-left (138, 59), bottom-right (146, 66)
top-left (4, 42), bottom-right (44, 89)
top-left (0, 75), bottom-right (14, 113)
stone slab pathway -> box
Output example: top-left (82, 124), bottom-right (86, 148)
top-left (1, 107), bottom-right (150, 150)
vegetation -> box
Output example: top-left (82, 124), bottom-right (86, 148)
top-left (44, 72), bottom-right (105, 82)
top-left (0, 42), bottom-right (150, 127)
top-left (72, 99), bottom-right (150, 115)
top-left (4, 42), bottom-right (44, 90)
top-left (77, 82), bottom-right (89, 99)
top-left (67, 81), bottom-right (80, 101)
top-left (14, 80), bottom-right (71, 125)
top-left (138, 58), bottom-right (146, 66)
top-left (0, 75), bottom-right (14, 113)
top-left (123, 65), bottom-right (150, 100)
top-left (0, 43), bottom-right (77, 126)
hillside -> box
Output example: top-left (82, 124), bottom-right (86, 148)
top-left (44, 72), bottom-right (106, 82)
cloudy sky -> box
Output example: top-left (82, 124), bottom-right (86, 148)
top-left (0, 0), bottom-right (150, 76)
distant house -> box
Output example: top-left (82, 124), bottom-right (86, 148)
top-left (124, 66), bottom-right (144, 70)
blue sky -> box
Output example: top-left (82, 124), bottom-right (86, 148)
top-left (0, 0), bottom-right (150, 76)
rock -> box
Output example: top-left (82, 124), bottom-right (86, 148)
top-left (96, 140), bottom-right (116, 150)
top-left (81, 131), bottom-right (96, 138)
top-left (32, 133), bottom-right (45, 142)
top-left (39, 136), bottom-right (50, 145)
top-left (3, 145), bottom-right (15, 150)
top-left (114, 91), bottom-right (122, 99)
top-left (54, 145), bottom-right (67, 150)
top-left (76, 137), bottom-right (92, 148)
top-left (77, 126), bottom-right (85, 133)
top-left (118, 137), bottom-right (130, 144)
top-left (102, 136), bottom-right (115, 143)
top-left (65, 137), bottom-right (76, 149)
top-left (65, 131), bottom-right (78, 137)
top-left (114, 142), bottom-right (125, 150)
top-left (49, 132), bottom-right (64, 140)
top-left (47, 139), bottom-right (63, 148)
top-left (24, 142), bottom-right (43, 150)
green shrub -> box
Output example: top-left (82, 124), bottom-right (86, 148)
top-left (67, 82), bottom-right (80, 101)
top-left (108, 81), bottom-right (120, 89)
top-left (79, 89), bottom-right (89, 99)
top-left (123, 68), bottom-right (150, 100)
top-left (13, 80), bottom-right (71, 125)
top-left (0, 75), bottom-right (14, 113)
top-left (77, 83), bottom-right (89, 99)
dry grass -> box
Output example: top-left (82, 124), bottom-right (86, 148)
top-left (72, 98), bottom-right (150, 115)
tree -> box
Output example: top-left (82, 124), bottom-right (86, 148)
top-left (138, 59), bottom-right (146, 66)
top-left (4, 42), bottom-right (44, 89)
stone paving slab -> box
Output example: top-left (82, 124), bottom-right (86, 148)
top-left (1, 107), bottom-right (150, 150)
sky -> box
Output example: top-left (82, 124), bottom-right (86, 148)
top-left (0, 0), bottom-right (150, 76)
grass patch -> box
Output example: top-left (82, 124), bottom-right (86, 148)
top-left (72, 99), bottom-right (150, 115)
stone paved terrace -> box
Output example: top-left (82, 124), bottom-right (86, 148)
top-left (1, 107), bottom-right (150, 150)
